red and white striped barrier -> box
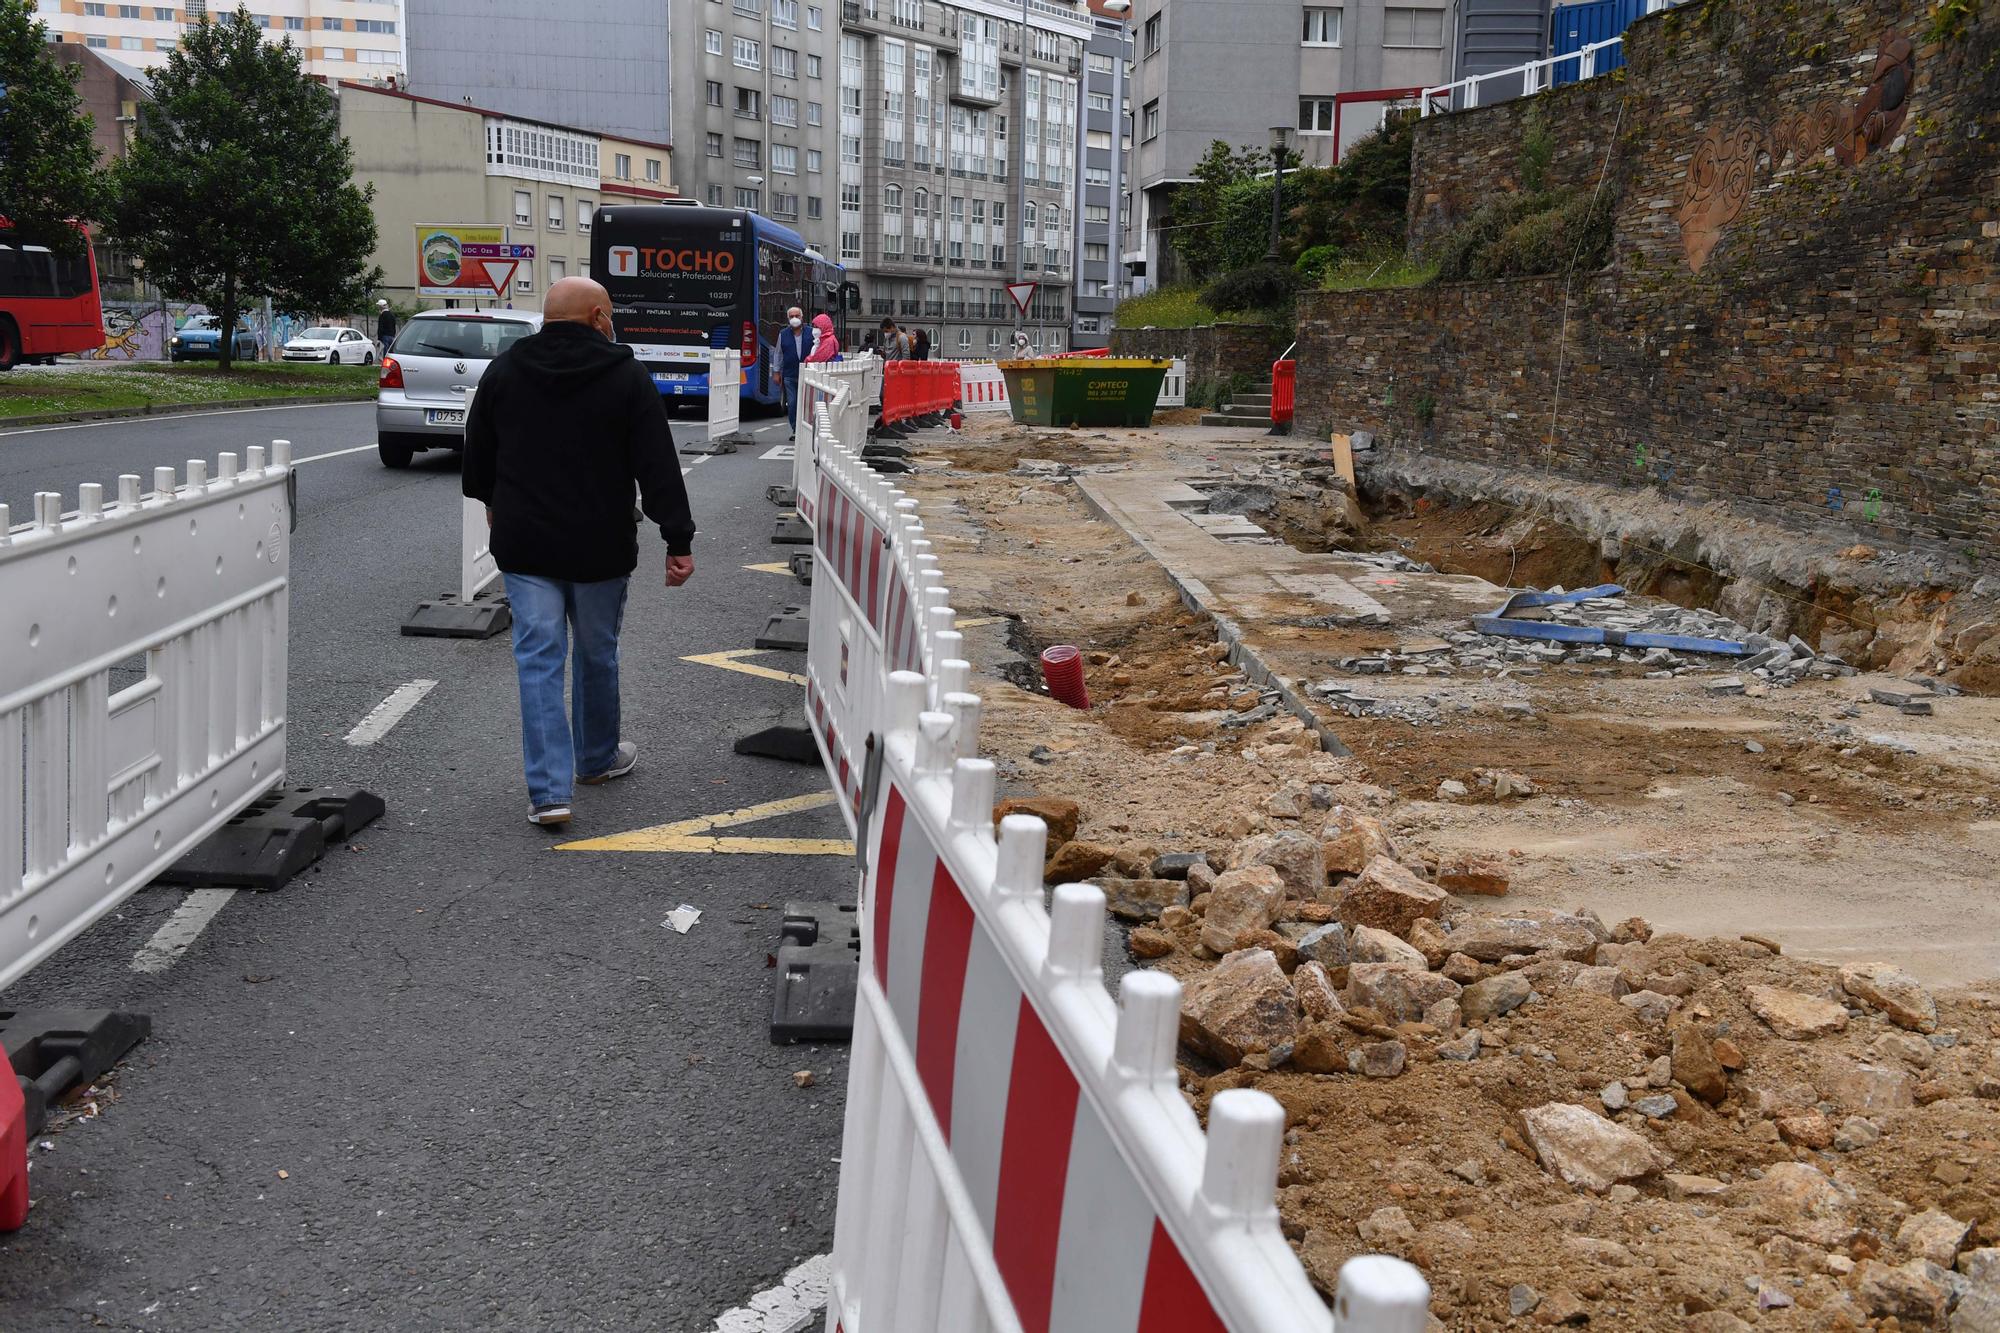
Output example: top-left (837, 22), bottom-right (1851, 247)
top-left (958, 363), bottom-right (1011, 414)
top-left (798, 381), bottom-right (1431, 1331)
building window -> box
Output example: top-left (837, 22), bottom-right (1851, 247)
top-left (1303, 7), bottom-right (1341, 44)
top-left (615, 153), bottom-right (632, 178)
top-left (737, 187), bottom-right (761, 210)
top-left (772, 95), bottom-right (799, 126)
top-left (1087, 91), bottom-right (1111, 113)
top-left (773, 45), bottom-right (797, 78)
top-left (806, 148), bottom-right (823, 173)
top-left (806, 101), bottom-right (823, 126)
top-left (707, 184), bottom-right (725, 205)
top-left (707, 80), bottom-right (724, 107)
top-left (1088, 52), bottom-right (1113, 74)
top-left (841, 231), bottom-right (861, 261)
top-left (85, 35), bottom-right (108, 48)
top-left (513, 190), bottom-right (532, 225)
top-left (773, 144), bottom-right (798, 175)
top-left (912, 188), bottom-right (928, 219)
top-left (1085, 242), bottom-right (1108, 263)
top-left (733, 36), bottom-right (761, 69)
top-left (736, 87), bottom-right (762, 118)
top-left (356, 18), bottom-right (395, 33)
top-left (320, 15), bottom-right (341, 29)
top-left (646, 158), bottom-right (662, 182)
top-left (706, 132), bottom-right (724, 157)
top-left (155, 6), bottom-right (174, 17)
top-left (547, 195), bottom-right (564, 229)
top-left (807, 4), bottom-right (822, 27)
top-left (807, 196), bottom-right (823, 219)
top-left (549, 257), bottom-right (567, 283)
top-left (321, 47), bottom-right (345, 61)
top-left (1383, 6), bottom-right (1444, 47)
top-left (706, 28), bottom-right (723, 55)
top-left (516, 269), bottom-right (535, 294)
top-left (283, 14), bottom-right (302, 28)
top-left (1299, 97), bottom-right (1334, 134)
top-left (1141, 100), bottom-right (1159, 141)
top-left (1086, 129), bottom-right (1112, 150)
top-left (578, 200), bottom-right (594, 232)
top-left (1085, 203), bottom-right (1110, 224)
top-left (807, 54), bottom-right (822, 78)
top-left (734, 137), bottom-right (762, 168)
top-left (120, 35), bottom-right (142, 49)
top-left (772, 0), bottom-right (796, 24)
top-left (1142, 13), bottom-right (1161, 55)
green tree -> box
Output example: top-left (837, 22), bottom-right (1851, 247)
top-left (0, 0), bottom-right (109, 248)
top-left (109, 6), bottom-right (380, 370)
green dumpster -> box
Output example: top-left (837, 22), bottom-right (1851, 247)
top-left (998, 358), bottom-right (1173, 428)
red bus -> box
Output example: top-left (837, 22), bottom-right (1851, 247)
top-left (0, 220), bottom-right (105, 370)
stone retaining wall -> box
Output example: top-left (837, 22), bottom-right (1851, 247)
top-left (1109, 323), bottom-right (1292, 390)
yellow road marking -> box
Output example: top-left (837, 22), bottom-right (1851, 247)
top-left (956, 616), bottom-right (1005, 629)
top-left (682, 649), bottom-right (808, 686)
top-left (744, 562), bottom-right (794, 576)
top-left (558, 790), bottom-right (853, 855)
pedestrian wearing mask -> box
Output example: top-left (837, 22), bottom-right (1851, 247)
top-left (776, 305), bottom-right (815, 430)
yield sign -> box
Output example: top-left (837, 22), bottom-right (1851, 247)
top-left (1006, 281), bottom-right (1038, 315)
top-left (475, 259), bottom-right (519, 297)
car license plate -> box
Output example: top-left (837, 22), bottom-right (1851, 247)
top-left (425, 408), bottom-right (466, 427)
top-left (651, 371), bottom-right (693, 384)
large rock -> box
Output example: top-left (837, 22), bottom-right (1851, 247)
top-left (1671, 1025), bottom-right (1730, 1105)
top-left (1199, 866), bottom-right (1287, 954)
top-left (1460, 972), bottom-right (1532, 1023)
top-left (1854, 1259), bottom-right (1948, 1323)
top-left (995, 796), bottom-right (1080, 850)
top-left (1517, 1102), bottom-right (1666, 1193)
top-left (1045, 840), bottom-right (1118, 884)
top-left (1099, 877), bottom-right (1189, 923)
top-left (1337, 856), bottom-right (1449, 939)
top-left (1297, 922), bottom-right (1349, 969)
top-left (1345, 963), bottom-right (1461, 1024)
top-left (1179, 949), bottom-right (1298, 1066)
top-left (1294, 961), bottom-right (1344, 1022)
top-left (1231, 830), bottom-right (1327, 903)
top-left (1449, 912), bottom-right (1600, 963)
top-left (1742, 1163), bottom-right (1858, 1246)
top-left (1896, 1208), bottom-right (1970, 1268)
top-left (1745, 985), bottom-right (1849, 1039)
top-left (1349, 925), bottom-right (1428, 969)
top-left (1956, 1250), bottom-right (2000, 1333)
top-left (1321, 814), bottom-right (1396, 876)
top-left (1840, 962), bottom-right (1938, 1033)
top-left (1823, 1060), bottom-right (1916, 1112)
top-left (1348, 1039), bottom-right (1407, 1079)
top-left (1433, 851), bottom-right (1510, 896)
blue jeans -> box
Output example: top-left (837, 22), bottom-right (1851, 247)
top-left (783, 372), bottom-right (802, 429)
top-left (502, 572), bottom-right (630, 807)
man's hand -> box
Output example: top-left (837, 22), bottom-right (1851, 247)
top-left (666, 554), bottom-right (695, 588)
top-left (485, 506), bottom-right (494, 530)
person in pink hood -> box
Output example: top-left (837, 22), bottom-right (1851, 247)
top-left (803, 313), bottom-right (841, 363)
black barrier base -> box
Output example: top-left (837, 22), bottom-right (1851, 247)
top-left (789, 551), bottom-right (814, 585)
top-left (771, 514), bottom-right (812, 546)
top-left (401, 591), bottom-right (511, 639)
top-left (862, 442), bottom-right (913, 461)
top-left (866, 459), bottom-right (915, 475)
top-left (771, 901), bottom-right (859, 1043)
top-left (755, 606), bottom-right (810, 651)
top-left (2, 1010), bottom-right (151, 1136)
top-left (679, 435), bottom-right (744, 456)
top-left (766, 484), bottom-right (797, 507)
top-left (154, 786), bottom-right (386, 891)
top-left (733, 724), bottom-right (821, 765)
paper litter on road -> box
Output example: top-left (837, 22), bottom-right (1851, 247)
top-left (663, 905), bottom-right (702, 934)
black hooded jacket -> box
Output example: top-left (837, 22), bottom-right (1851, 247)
top-left (462, 320), bottom-right (695, 582)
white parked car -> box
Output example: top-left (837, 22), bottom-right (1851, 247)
top-left (282, 326), bottom-right (377, 365)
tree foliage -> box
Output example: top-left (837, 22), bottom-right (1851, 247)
top-left (0, 0), bottom-right (109, 250)
top-left (109, 6), bottom-right (380, 369)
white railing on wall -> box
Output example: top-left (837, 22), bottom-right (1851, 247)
top-left (1421, 37), bottom-right (1623, 115)
top-left (796, 374), bottom-right (1431, 1330)
top-left (0, 447), bottom-right (294, 988)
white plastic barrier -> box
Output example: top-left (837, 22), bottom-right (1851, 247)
top-left (1158, 357), bottom-right (1188, 409)
top-left (959, 363), bottom-right (1011, 414)
top-left (708, 348), bottom-right (744, 444)
top-left (460, 389), bottom-right (500, 604)
top-left (799, 390), bottom-right (1430, 1331)
top-left (794, 355), bottom-right (879, 532)
top-left (0, 446), bottom-right (294, 988)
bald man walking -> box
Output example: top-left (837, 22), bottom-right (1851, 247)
top-left (464, 277), bottom-right (697, 827)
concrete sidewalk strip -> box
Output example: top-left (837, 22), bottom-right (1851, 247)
top-left (711, 1254), bottom-right (831, 1332)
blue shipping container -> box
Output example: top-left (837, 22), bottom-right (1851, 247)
top-left (1548, 0), bottom-right (1643, 84)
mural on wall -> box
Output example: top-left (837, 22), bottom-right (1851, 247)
top-left (1675, 31), bottom-right (1915, 273)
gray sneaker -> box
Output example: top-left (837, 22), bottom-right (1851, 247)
top-left (578, 742), bottom-right (639, 785)
top-left (528, 803), bottom-right (573, 827)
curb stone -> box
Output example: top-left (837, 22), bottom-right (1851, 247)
top-left (1, 391), bottom-right (376, 430)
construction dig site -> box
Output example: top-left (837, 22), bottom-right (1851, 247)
top-left (900, 411), bottom-right (2000, 1332)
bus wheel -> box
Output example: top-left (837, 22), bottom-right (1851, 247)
top-left (0, 319), bottom-right (19, 372)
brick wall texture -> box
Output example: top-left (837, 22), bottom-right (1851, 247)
top-left (1297, 0), bottom-right (2000, 553)
top-left (1108, 323), bottom-right (1292, 389)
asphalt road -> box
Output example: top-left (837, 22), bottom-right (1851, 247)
top-left (0, 402), bottom-right (849, 1331)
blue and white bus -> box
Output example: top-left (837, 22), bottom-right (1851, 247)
top-left (592, 203), bottom-right (850, 409)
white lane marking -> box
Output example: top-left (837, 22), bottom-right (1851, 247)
top-left (760, 443), bottom-right (796, 461)
top-left (292, 442), bottom-right (381, 465)
top-left (131, 890), bottom-right (237, 974)
top-left (0, 399), bottom-right (360, 439)
top-left (345, 679), bottom-right (439, 746)
top-left (681, 452), bottom-right (716, 478)
top-left (711, 1254), bottom-right (830, 1333)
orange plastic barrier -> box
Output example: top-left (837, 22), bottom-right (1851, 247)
top-left (1272, 358), bottom-right (1297, 427)
top-left (880, 361), bottom-right (961, 426)
top-left (1, 1050), bottom-right (26, 1231)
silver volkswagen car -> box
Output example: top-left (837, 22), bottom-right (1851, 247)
top-left (375, 309), bottom-right (542, 468)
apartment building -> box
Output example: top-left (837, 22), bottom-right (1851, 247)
top-left (35, 0), bottom-right (404, 78)
top-left (1126, 0), bottom-right (1451, 285)
top-left (839, 0), bottom-right (1092, 358)
top-left (1070, 1), bottom-right (1131, 348)
top-left (666, 0), bottom-right (839, 251)
top-left (403, 0), bottom-right (670, 144)
top-left (336, 81), bottom-right (675, 312)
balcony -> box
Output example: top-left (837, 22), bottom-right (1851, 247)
top-left (945, 301), bottom-right (967, 318)
top-left (899, 300), bottom-right (921, 317)
top-left (871, 298), bottom-right (894, 315)
top-left (924, 301), bottom-right (944, 317)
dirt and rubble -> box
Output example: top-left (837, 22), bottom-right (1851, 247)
top-left (903, 413), bottom-right (2000, 1330)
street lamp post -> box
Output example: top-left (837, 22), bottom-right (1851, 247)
top-left (1266, 123), bottom-right (1292, 265)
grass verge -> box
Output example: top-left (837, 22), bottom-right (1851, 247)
top-left (0, 362), bottom-right (379, 420)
